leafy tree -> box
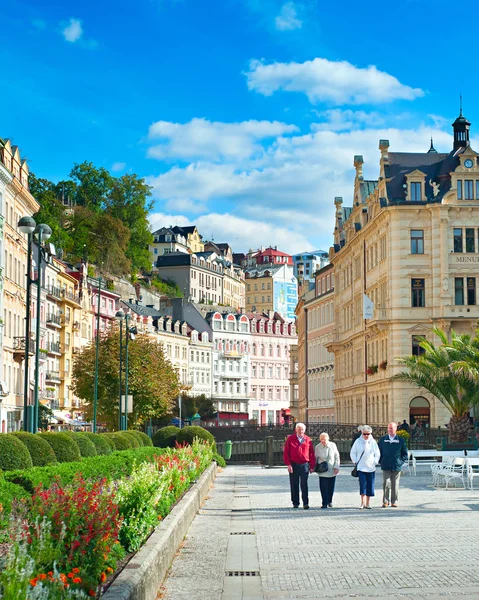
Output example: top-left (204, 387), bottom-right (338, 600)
top-left (90, 213), bottom-right (131, 275)
top-left (39, 403), bottom-right (54, 431)
top-left (172, 393), bottom-right (216, 420)
top-left (106, 174), bottom-right (153, 272)
top-left (72, 329), bottom-right (180, 430)
top-left (70, 161), bottom-right (113, 212)
top-left (394, 328), bottom-right (479, 442)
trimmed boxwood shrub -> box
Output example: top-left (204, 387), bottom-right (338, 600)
top-left (37, 432), bottom-right (81, 463)
top-left (127, 430), bottom-right (153, 447)
top-left (0, 434), bottom-right (33, 471)
top-left (176, 426), bottom-right (216, 451)
top-left (212, 452), bottom-right (226, 467)
top-left (153, 426), bottom-right (180, 448)
top-left (82, 432), bottom-right (112, 455)
top-left (63, 431), bottom-right (98, 457)
top-left (12, 432), bottom-right (57, 467)
top-left (120, 431), bottom-right (141, 448)
top-left (0, 480), bottom-right (30, 533)
top-left (5, 447), bottom-right (165, 494)
top-left (100, 433), bottom-right (116, 450)
top-left (103, 432), bottom-right (134, 450)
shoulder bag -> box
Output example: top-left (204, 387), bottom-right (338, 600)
top-left (315, 446), bottom-right (330, 474)
top-left (351, 448), bottom-right (365, 477)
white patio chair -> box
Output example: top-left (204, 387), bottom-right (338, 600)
top-left (431, 456), bottom-right (454, 486)
top-left (402, 451), bottom-right (416, 476)
top-left (467, 458), bottom-right (479, 490)
top-left (443, 457), bottom-right (468, 490)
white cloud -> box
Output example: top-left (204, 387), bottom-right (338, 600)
top-left (245, 57), bottom-right (425, 105)
top-left (62, 18), bottom-right (83, 43)
top-left (275, 2), bottom-right (302, 30)
top-left (147, 118), bottom-right (298, 161)
top-left (149, 212), bottom-right (314, 254)
top-left (111, 162), bottom-right (126, 172)
top-left (147, 121), bottom-right (455, 253)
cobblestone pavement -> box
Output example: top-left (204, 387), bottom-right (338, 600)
top-left (161, 465), bottom-right (479, 600)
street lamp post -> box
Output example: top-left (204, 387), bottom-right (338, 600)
top-left (115, 310), bottom-right (125, 431)
top-left (32, 224), bottom-right (52, 433)
top-left (92, 276), bottom-right (102, 433)
top-left (124, 313), bottom-right (130, 432)
top-left (18, 216), bottom-right (37, 432)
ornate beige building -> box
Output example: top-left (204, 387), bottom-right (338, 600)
top-left (329, 110), bottom-right (479, 427)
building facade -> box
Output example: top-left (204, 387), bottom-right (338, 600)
top-left (245, 264), bottom-right (298, 321)
top-left (292, 250), bottom-right (329, 287)
top-left (247, 312), bottom-right (296, 425)
top-left (329, 110), bottom-right (479, 427)
top-left (150, 225), bottom-right (203, 268)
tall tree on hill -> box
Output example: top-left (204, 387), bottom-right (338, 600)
top-left (72, 329), bottom-right (180, 430)
top-left (70, 161), bottom-right (113, 212)
top-left (90, 214), bottom-right (131, 275)
top-left (106, 174), bottom-right (153, 272)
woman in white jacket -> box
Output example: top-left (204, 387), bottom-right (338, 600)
top-left (350, 425), bottom-right (380, 509)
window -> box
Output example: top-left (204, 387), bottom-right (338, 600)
top-left (455, 277), bottom-right (464, 305)
top-left (458, 180), bottom-right (463, 199)
top-left (453, 228), bottom-right (463, 253)
top-left (411, 279), bottom-right (425, 307)
top-left (465, 180), bottom-right (474, 200)
top-left (410, 230), bottom-right (424, 254)
top-left (410, 182), bottom-right (421, 201)
top-left (467, 277), bottom-right (476, 305)
top-left (466, 228), bottom-right (475, 253)
top-left (412, 336), bottom-right (425, 356)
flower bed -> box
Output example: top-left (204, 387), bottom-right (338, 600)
top-left (0, 440), bottom-right (214, 599)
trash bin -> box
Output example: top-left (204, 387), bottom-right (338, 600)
top-left (224, 440), bottom-right (233, 460)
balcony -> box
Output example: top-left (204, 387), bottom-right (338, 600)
top-left (40, 389), bottom-right (57, 400)
top-left (61, 314), bottom-right (71, 325)
top-left (222, 350), bottom-right (244, 358)
top-left (72, 321), bottom-right (81, 331)
top-left (45, 371), bottom-right (62, 383)
top-left (47, 341), bottom-right (62, 356)
top-left (12, 336), bottom-right (36, 360)
top-left (46, 285), bottom-right (63, 301)
top-left (63, 289), bottom-right (81, 305)
top-left (46, 313), bottom-right (62, 328)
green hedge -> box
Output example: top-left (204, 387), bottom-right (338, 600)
top-left (102, 432), bottom-right (135, 450)
top-left (0, 480), bottom-right (30, 533)
top-left (100, 433), bottom-right (116, 450)
top-left (63, 431), bottom-right (98, 457)
top-left (127, 430), bottom-right (153, 447)
top-left (12, 432), bottom-right (57, 467)
top-left (0, 434), bottom-right (33, 471)
top-left (212, 452), bottom-right (226, 467)
top-left (153, 426), bottom-right (180, 448)
top-left (5, 447), bottom-right (164, 494)
top-left (176, 426), bottom-right (216, 451)
top-left (82, 432), bottom-right (113, 455)
top-left (37, 432), bottom-right (82, 463)
top-left (121, 431), bottom-right (141, 448)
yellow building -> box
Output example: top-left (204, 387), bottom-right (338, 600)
top-left (329, 110), bottom-right (479, 427)
top-left (0, 139), bottom-right (39, 432)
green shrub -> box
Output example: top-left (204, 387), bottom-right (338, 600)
top-left (396, 429), bottom-right (410, 447)
top-left (63, 431), bottom-right (98, 457)
top-left (103, 432), bottom-right (134, 450)
top-left (100, 433), bottom-right (116, 450)
top-left (152, 426), bottom-right (180, 448)
top-left (12, 432), bottom-right (57, 467)
top-left (176, 426), bottom-right (216, 451)
top-left (0, 434), bottom-right (33, 471)
top-left (37, 432), bottom-right (81, 463)
top-left (82, 432), bottom-right (113, 455)
top-left (0, 480), bottom-right (30, 535)
top-left (212, 452), bottom-right (226, 467)
top-left (127, 430), bottom-right (153, 447)
top-left (5, 447), bottom-right (165, 494)
top-left (120, 431), bottom-right (141, 448)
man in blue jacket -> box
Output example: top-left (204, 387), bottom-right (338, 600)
top-left (378, 422), bottom-right (408, 507)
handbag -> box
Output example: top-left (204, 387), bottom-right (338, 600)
top-left (351, 449), bottom-right (365, 477)
top-left (315, 446), bottom-right (330, 474)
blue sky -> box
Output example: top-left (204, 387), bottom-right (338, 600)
top-left (1, 0), bottom-right (475, 254)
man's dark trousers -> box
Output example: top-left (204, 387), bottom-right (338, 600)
top-left (289, 462), bottom-right (310, 506)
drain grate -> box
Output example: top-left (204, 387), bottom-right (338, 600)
top-left (230, 531), bottom-right (255, 535)
top-left (231, 508), bottom-right (252, 512)
top-left (226, 571), bottom-right (260, 577)
top-left (234, 495), bottom-right (249, 498)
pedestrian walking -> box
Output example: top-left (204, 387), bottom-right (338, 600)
top-left (350, 425), bottom-right (380, 509)
top-left (378, 422), bottom-right (408, 507)
top-left (351, 425), bottom-right (363, 447)
top-left (397, 419), bottom-right (409, 433)
top-left (315, 432), bottom-right (340, 509)
top-left (283, 422), bottom-right (316, 509)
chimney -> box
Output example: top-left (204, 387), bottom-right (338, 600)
top-left (379, 139), bottom-right (390, 161)
top-left (353, 155), bottom-right (364, 179)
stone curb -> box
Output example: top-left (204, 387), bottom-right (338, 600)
top-left (102, 462), bottom-right (218, 600)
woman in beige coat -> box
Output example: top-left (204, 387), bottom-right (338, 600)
top-left (315, 432), bottom-right (340, 509)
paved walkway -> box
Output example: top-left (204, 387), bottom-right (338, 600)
top-left (160, 465), bottom-right (479, 600)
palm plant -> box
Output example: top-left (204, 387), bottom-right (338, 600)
top-left (394, 328), bottom-right (479, 442)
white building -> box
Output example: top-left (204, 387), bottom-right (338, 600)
top-left (188, 329), bottom-right (213, 397)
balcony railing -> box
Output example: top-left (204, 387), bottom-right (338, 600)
top-left (47, 342), bottom-right (62, 355)
top-left (63, 289), bottom-right (81, 304)
top-left (46, 313), bottom-right (62, 327)
top-left (46, 371), bottom-right (62, 383)
top-left (13, 336), bottom-right (36, 356)
top-left (46, 285), bottom-right (63, 300)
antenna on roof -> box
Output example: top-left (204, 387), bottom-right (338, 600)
top-left (460, 94), bottom-right (463, 116)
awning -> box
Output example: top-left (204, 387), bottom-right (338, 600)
top-left (52, 411), bottom-right (75, 424)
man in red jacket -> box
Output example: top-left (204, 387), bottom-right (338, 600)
top-left (283, 422), bottom-right (316, 509)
